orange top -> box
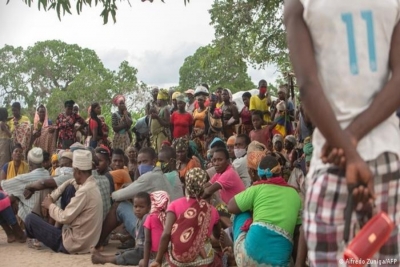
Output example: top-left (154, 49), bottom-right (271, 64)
top-left (110, 168), bottom-right (131, 191)
top-left (193, 108), bottom-right (208, 129)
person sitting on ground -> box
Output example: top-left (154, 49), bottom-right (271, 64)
top-left (139, 191), bottom-right (170, 267)
top-left (150, 168), bottom-right (222, 267)
top-left (109, 148), bottom-right (131, 190)
top-left (0, 190), bottom-right (26, 243)
top-left (0, 143), bottom-right (29, 181)
top-left (227, 155), bottom-right (302, 266)
top-left (226, 135), bottom-right (236, 161)
top-left (203, 148), bottom-right (246, 205)
top-left (246, 141), bottom-right (268, 184)
top-left (157, 146), bottom-right (183, 198)
top-left (50, 153), bottom-right (59, 176)
top-left (94, 147), bottom-right (177, 250)
top-left (24, 149), bottom-right (103, 254)
top-left (126, 146), bottom-right (139, 181)
top-left (92, 192), bottom-right (151, 265)
top-left (0, 148), bottom-right (49, 222)
top-left (172, 137), bottom-right (201, 183)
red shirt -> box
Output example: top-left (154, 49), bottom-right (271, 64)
top-left (170, 112), bottom-right (193, 139)
top-left (240, 106), bottom-right (252, 125)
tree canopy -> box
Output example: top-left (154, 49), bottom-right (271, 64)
top-left (0, 40), bottom-right (143, 120)
top-left (179, 44), bottom-right (255, 93)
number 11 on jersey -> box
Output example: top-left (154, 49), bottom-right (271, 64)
top-left (342, 10), bottom-right (377, 75)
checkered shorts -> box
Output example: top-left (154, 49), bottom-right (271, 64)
top-left (304, 152), bottom-right (400, 267)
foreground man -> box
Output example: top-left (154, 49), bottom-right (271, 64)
top-left (25, 150), bottom-right (103, 254)
top-left (285, 0), bottom-right (400, 265)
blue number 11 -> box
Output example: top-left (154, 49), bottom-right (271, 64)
top-left (341, 10), bottom-right (377, 75)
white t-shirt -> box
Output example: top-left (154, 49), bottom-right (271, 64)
top-left (232, 155), bottom-right (252, 188)
top-left (301, 0), bottom-right (400, 171)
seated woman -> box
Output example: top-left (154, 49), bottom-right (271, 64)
top-left (227, 155), bottom-right (302, 267)
top-left (0, 143), bottom-right (29, 181)
top-left (150, 168), bottom-right (222, 267)
top-left (172, 138), bottom-right (201, 183)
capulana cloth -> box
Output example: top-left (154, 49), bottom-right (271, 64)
top-left (173, 138), bottom-right (189, 151)
top-left (157, 89), bottom-right (169, 100)
top-left (247, 151), bottom-right (266, 170)
top-left (28, 148), bottom-right (44, 164)
top-left (185, 167), bottom-right (208, 199)
top-left (72, 150), bottom-right (92, 171)
top-left (150, 191), bottom-right (170, 226)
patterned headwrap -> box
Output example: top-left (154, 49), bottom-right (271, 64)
top-left (185, 167), bottom-right (208, 199)
top-left (173, 137), bottom-right (189, 151)
top-left (112, 95), bottom-right (126, 106)
top-left (247, 151), bottom-right (267, 170)
top-left (150, 191), bottom-right (170, 226)
top-left (157, 89), bottom-right (169, 100)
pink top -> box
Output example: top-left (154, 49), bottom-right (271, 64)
top-left (143, 213), bottom-right (164, 252)
top-left (210, 165), bottom-right (246, 204)
top-left (167, 197), bottom-right (219, 236)
top-left (249, 127), bottom-right (271, 148)
top-left (0, 191), bottom-right (11, 212)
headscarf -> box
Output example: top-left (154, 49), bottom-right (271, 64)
top-left (209, 137), bottom-right (226, 149)
top-left (34, 105), bottom-right (49, 130)
top-left (303, 141), bottom-right (313, 163)
top-left (173, 137), bottom-right (189, 151)
top-left (185, 167), bottom-right (208, 199)
top-left (247, 141), bottom-right (266, 154)
top-left (258, 163), bottom-right (282, 179)
top-left (285, 135), bottom-right (297, 146)
top-left (227, 135), bottom-right (236, 146)
top-left (51, 154), bottom-right (58, 163)
top-left (112, 95), bottom-right (126, 106)
top-left (157, 89), bottom-right (169, 100)
top-left (150, 191), bottom-right (170, 226)
top-left (176, 94), bottom-right (186, 103)
top-left (172, 92), bottom-right (181, 100)
top-left (272, 134), bottom-right (284, 146)
top-left (247, 151), bottom-right (266, 170)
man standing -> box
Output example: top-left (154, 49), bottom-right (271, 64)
top-left (285, 0), bottom-right (400, 265)
top-left (249, 80), bottom-right (272, 123)
top-left (24, 150), bottom-right (103, 254)
top-left (145, 86), bottom-right (160, 116)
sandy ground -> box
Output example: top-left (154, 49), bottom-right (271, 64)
top-left (0, 228), bottom-right (125, 267)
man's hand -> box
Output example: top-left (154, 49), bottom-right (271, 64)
top-left (41, 195), bottom-right (54, 209)
top-left (23, 188), bottom-right (34, 199)
top-left (321, 130), bottom-right (358, 168)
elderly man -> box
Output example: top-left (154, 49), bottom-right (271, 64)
top-left (0, 147), bottom-right (50, 221)
top-left (94, 147), bottom-right (181, 250)
top-left (24, 150), bottom-right (103, 254)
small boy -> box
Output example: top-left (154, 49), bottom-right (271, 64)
top-left (91, 192), bottom-right (151, 265)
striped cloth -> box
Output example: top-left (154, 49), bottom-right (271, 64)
top-left (92, 171), bottom-right (111, 220)
top-left (304, 152), bottom-right (400, 266)
top-left (1, 168), bottom-right (51, 221)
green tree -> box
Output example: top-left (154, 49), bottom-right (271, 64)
top-left (210, 0), bottom-right (290, 71)
top-left (11, 0), bottom-right (190, 24)
top-left (179, 44), bottom-right (255, 93)
top-left (0, 41), bottom-right (140, 124)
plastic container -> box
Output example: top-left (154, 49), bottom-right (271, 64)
top-left (343, 211), bottom-right (394, 267)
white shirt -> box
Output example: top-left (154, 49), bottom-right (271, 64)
top-left (301, 0), bottom-right (400, 171)
top-left (232, 155), bottom-right (251, 188)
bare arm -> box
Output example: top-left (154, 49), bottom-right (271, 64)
top-left (227, 197), bottom-right (241, 214)
top-left (202, 183), bottom-right (222, 200)
top-left (346, 21), bottom-right (400, 141)
top-left (143, 228), bottom-right (151, 267)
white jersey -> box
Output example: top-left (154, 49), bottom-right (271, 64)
top-left (300, 0), bottom-right (400, 170)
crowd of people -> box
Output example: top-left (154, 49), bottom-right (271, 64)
top-left (2, 1), bottom-right (400, 266)
top-left (0, 77), bottom-right (314, 266)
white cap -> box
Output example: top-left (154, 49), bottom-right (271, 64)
top-left (72, 150), bottom-right (92, 171)
top-left (28, 148), bottom-right (44, 164)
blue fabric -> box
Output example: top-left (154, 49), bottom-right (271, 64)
top-left (116, 201), bottom-right (137, 238)
top-left (138, 164), bottom-right (153, 176)
top-left (233, 212), bottom-right (293, 266)
top-left (209, 137), bottom-right (225, 149)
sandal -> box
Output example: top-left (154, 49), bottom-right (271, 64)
top-left (27, 238), bottom-right (42, 250)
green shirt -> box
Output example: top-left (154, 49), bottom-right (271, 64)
top-left (235, 184), bottom-right (302, 236)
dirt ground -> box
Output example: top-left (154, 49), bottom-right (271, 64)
top-left (0, 228), bottom-right (128, 267)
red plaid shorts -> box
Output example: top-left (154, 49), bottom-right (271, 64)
top-left (304, 152), bottom-right (400, 266)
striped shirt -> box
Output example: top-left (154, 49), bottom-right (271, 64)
top-left (1, 168), bottom-right (50, 220)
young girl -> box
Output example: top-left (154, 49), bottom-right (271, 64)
top-left (240, 92), bottom-right (253, 135)
top-left (91, 192), bottom-right (151, 266)
top-left (249, 111), bottom-right (271, 148)
top-left (139, 191), bottom-right (170, 267)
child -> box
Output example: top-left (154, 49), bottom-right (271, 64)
top-left (240, 92), bottom-right (253, 135)
top-left (139, 191), bottom-right (170, 267)
top-left (91, 192), bottom-right (151, 265)
top-left (249, 110), bottom-right (271, 148)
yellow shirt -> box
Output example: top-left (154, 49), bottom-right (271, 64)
top-left (249, 95), bottom-right (271, 122)
top-left (7, 116), bottom-right (31, 134)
